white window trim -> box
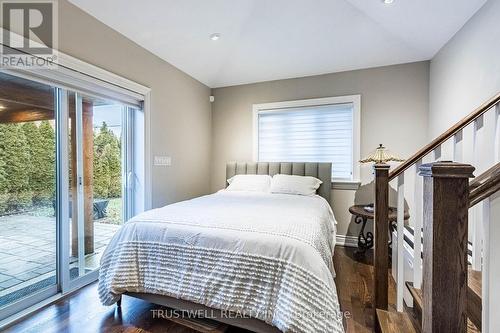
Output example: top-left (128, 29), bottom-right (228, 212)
top-left (252, 95), bottom-right (361, 185)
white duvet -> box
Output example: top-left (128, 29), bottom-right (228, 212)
top-left (98, 191), bottom-right (344, 333)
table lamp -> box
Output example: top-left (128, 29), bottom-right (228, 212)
top-left (360, 144), bottom-right (405, 164)
top-left (359, 144), bottom-right (404, 212)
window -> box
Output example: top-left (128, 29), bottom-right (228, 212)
top-left (253, 95), bottom-right (360, 183)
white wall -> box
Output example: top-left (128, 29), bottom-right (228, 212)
top-left (429, 0), bottom-right (500, 138)
top-left (429, 0), bottom-right (500, 300)
top-left (211, 62), bottom-right (429, 237)
top-left (59, 0), bottom-right (212, 208)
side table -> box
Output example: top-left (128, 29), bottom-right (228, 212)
top-left (348, 204), bottom-right (410, 255)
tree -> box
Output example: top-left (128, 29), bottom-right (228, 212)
top-left (93, 142), bottom-right (110, 198)
top-left (0, 126), bottom-right (8, 214)
top-left (102, 142), bottom-right (121, 198)
top-left (0, 123), bottom-right (32, 211)
top-left (93, 122), bottom-right (121, 199)
top-left (22, 122), bottom-right (43, 204)
top-left (38, 121), bottom-right (56, 203)
top-left (21, 121), bottom-right (55, 206)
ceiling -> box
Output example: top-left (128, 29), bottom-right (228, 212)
top-left (69, 0), bottom-right (486, 88)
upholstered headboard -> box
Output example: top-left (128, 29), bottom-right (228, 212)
top-left (226, 162), bottom-right (332, 203)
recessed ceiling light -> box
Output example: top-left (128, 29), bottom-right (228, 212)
top-left (209, 33), bottom-right (221, 41)
top-left (383, 0), bottom-right (394, 3)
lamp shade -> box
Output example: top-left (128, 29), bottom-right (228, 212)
top-left (360, 144), bottom-right (405, 164)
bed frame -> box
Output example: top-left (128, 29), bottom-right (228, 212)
top-left (120, 162), bottom-right (332, 333)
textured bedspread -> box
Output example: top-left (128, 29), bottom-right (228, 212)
top-left (98, 191), bottom-right (344, 333)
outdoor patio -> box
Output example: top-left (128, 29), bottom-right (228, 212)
top-left (0, 213), bottom-right (120, 307)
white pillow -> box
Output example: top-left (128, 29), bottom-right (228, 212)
top-left (226, 174), bottom-right (272, 192)
top-left (270, 174), bottom-right (322, 196)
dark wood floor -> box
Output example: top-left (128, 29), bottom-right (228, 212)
top-left (6, 246), bottom-right (402, 333)
top-left (333, 247), bottom-right (407, 333)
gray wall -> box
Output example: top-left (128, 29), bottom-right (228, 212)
top-left (211, 62), bottom-right (429, 237)
top-left (58, 0), bottom-right (212, 208)
top-left (429, 0), bottom-right (500, 138)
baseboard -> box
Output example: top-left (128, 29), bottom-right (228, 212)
top-left (336, 235), bottom-right (358, 248)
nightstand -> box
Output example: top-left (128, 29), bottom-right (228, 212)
top-left (348, 204), bottom-right (410, 255)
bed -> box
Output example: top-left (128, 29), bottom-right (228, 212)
top-left (98, 162), bottom-right (344, 333)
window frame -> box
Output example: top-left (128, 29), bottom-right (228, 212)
top-left (252, 95), bottom-right (361, 187)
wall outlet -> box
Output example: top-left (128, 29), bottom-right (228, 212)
top-left (154, 156), bottom-right (171, 166)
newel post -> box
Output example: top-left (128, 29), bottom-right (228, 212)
top-left (419, 162), bottom-right (475, 333)
top-left (374, 164), bottom-right (390, 319)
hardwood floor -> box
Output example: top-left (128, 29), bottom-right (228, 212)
top-left (5, 246), bottom-right (406, 333)
top-left (333, 247), bottom-right (408, 333)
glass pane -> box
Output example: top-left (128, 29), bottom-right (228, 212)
top-left (0, 72), bottom-right (57, 308)
top-left (69, 93), bottom-right (125, 278)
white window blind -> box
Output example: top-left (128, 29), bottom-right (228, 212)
top-left (257, 103), bottom-right (354, 180)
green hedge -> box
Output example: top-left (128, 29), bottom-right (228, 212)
top-left (0, 123), bottom-right (34, 213)
top-left (0, 121), bottom-right (121, 215)
top-left (93, 122), bottom-right (121, 199)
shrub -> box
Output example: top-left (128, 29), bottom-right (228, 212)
top-left (38, 121), bottom-right (56, 203)
top-left (0, 123), bottom-right (32, 211)
top-left (0, 131), bottom-right (7, 214)
top-left (93, 122), bottom-right (121, 199)
top-left (0, 119), bottom-right (121, 214)
top-left (22, 122), bottom-right (55, 205)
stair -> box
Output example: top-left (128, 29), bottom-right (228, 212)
top-left (405, 272), bottom-right (481, 333)
top-left (376, 309), bottom-right (417, 333)
top-left (373, 94), bottom-right (500, 332)
top-left (467, 269), bottom-right (482, 331)
top-left (406, 282), bottom-right (422, 324)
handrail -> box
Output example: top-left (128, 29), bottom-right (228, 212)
top-left (389, 92), bottom-right (500, 181)
top-left (469, 162), bottom-right (500, 207)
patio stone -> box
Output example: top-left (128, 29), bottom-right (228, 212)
top-left (31, 255), bottom-right (56, 265)
top-left (0, 255), bottom-right (18, 266)
top-left (1, 262), bottom-right (43, 276)
top-left (0, 278), bottom-right (23, 289)
top-left (32, 265), bottom-right (55, 275)
top-left (0, 214), bottom-right (120, 306)
top-left (16, 271), bottom-right (41, 282)
top-left (0, 274), bottom-right (13, 283)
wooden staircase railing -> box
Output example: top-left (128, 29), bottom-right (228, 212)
top-left (419, 162), bottom-right (474, 332)
top-left (374, 92), bottom-right (500, 333)
top-left (469, 162), bottom-right (500, 207)
top-left (388, 92), bottom-right (500, 181)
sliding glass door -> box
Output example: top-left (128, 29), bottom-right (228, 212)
top-left (68, 92), bottom-right (142, 281)
top-left (0, 70), bottom-right (145, 322)
top-left (0, 72), bottom-right (59, 318)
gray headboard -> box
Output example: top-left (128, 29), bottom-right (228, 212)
top-left (226, 162), bottom-right (332, 203)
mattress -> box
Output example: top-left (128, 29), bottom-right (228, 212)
top-left (98, 190), bottom-right (344, 333)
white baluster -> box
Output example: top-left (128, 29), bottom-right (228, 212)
top-left (473, 114), bottom-right (486, 172)
top-left (482, 194), bottom-right (500, 333)
top-left (433, 144), bottom-right (442, 161)
top-left (481, 103), bottom-right (500, 333)
top-left (471, 116), bottom-right (485, 271)
top-left (453, 130), bottom-right (463, 162)
top-left (495, 103), bottom-right (500, 163)
top-left (396, 174), bottom-right (405, 312)
top-left (413, 160), bottom-right (423, 290)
